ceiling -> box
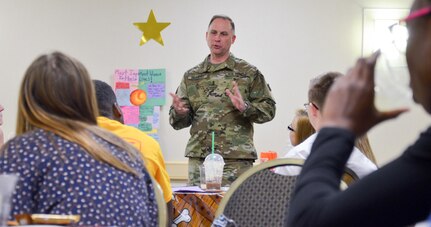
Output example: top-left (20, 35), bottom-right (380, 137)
top-left (353, 0), bottom-right (414, 9)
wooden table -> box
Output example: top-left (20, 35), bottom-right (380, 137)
top-left (172, 188), bottom-right (224, 227)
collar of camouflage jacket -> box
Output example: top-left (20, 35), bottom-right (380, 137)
top-left (200, 53), bottom-right (236, 73)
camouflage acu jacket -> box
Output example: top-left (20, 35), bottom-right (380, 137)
top-left (169, 54), bottom-right (276, 159)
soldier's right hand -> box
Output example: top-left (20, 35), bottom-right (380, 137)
top-left (170, 93), bottom-right (189, 115)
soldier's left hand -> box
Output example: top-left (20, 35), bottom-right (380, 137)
top-left (226, 81), bottom-right (247, 112)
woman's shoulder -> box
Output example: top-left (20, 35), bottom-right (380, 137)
top-left (8, 128), bottom-right (56, 142)
top-left (5, 128), bottom-right (50, 149)
top-left (3, 128), bottom-right (80, 158)
top-left (0, 129), bottom-right (72, 174)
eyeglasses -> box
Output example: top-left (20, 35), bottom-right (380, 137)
top-left (303, 102), bottom-right (319, 110)
top-left (401, 6), bottom-right (431, 22)
top-left (373, 20), bottom-right (413, 111)
top-left (287, 124), bottom-right (295, 132)
top-left (388, 6), bottom-right (431, 54)
top-left (387, 6), bottom-right (431, 55)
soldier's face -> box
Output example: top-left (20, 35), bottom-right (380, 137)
top-left (206, 18), bottom-right (236, 57)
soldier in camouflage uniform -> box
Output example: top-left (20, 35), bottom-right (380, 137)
top-left (169, 15), bottom-right (276, 186)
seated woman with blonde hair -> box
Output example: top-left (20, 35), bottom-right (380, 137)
top-left (288, 109), bottom-right (316, 146)
top-left (289, 109), bottom-right (377, 166)
top-left (0, 52), bottom-right (157, 226)
top-left (288, 109), bottom-right (378, 166)
top-left (355, 135), bottom-right (378, 166)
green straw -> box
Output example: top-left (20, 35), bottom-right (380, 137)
top-left (212, 131), bottom-right (215, 154)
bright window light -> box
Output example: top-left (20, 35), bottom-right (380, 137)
top-left (362, 9), bottom-right (409, 56)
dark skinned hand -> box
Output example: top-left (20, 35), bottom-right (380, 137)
top-left (321, 51), bottom-right (408, 136)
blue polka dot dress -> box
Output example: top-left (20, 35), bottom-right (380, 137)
top-left (0, 128), bottom-right (158, 226)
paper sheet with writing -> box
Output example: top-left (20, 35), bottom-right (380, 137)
top-left (114, 68), bottom-right (165, 140)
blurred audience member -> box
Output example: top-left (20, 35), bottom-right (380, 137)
top-left (276, 72), bottom-right (377, 178)
top-left (287, 1), bottom-right (431, 225)
top-left (93, 79), bottom-right (173, 223)
top-left (356, 135), bottom-right (378, 166)
top-left (0, 52), bottom-right (158, 226)
top-left (288, 109), bottom-right (315, 146)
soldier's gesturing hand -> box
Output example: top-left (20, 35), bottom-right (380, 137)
top-left (226, 81), bottom-right (247, 113)
top-left (169, 93), bottom-right (189, 115)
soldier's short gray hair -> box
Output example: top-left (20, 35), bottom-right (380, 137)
top-left (208, 15), bottom-right (235, 33)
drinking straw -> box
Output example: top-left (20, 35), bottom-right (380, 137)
top-left (212, 131), bottom-right (215, 154)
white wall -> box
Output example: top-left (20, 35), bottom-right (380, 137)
top-left (0, 0), bottom-right (426, 166)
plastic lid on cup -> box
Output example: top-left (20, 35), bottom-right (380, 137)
top-left (204, 153), bottom-right (224, 164)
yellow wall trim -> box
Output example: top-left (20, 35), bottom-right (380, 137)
top-left (166, 161), bottom-right (188, 180)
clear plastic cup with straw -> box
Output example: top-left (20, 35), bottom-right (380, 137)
top-left (204, 153), bottom-right (224, 190)
top-left (203, 131), bottom-right (225, 190)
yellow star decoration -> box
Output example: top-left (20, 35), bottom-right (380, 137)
top-left (133, 10), bottom-right (171, 46)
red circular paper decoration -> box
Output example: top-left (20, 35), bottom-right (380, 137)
top-left (130, 89), bottom-right (147, 106)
